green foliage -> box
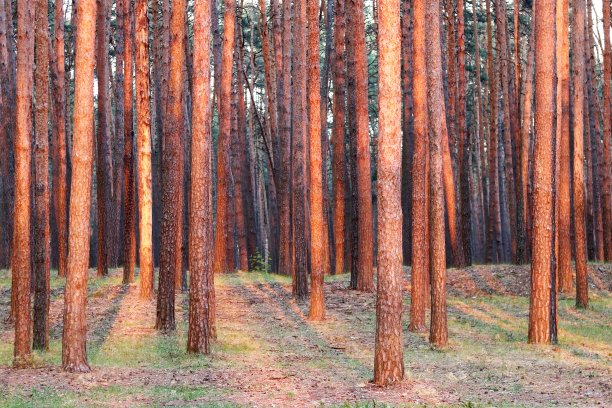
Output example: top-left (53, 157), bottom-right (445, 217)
top-left (248, 250), bottom-right (269, 273)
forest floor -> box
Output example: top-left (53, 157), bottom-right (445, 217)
top-left (0, 263), bottom-right (610, 407)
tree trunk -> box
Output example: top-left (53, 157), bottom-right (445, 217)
top-left (135, 0), bottom-right (154, 299)
top-left (426, 0), bottom-right (448, 348)
top-left (51, 0), bottom-right (68, 278)
top-left (373, 0), bottom-right (404, 386)
top-left (556, 0), bottom-right (571, 291)
top-left (409, 0), bottom-right (430, 334)
top-left (123, 0), bottom-right (136, 283)
top-left (212, 0), bottom-right (236, 276)
top-left (349, 0), bottom-right (374, 292)
top-left (12, 0), bottom-right (34, 366)
top-left (495, 0), bottom-right (518, 263)
top-left (157, 0), bottom-right (187, 332)
top-left (456, 0), bottom-right (472, 266)
top-left (308, 0), bottom-right (325, 320)
top-left (33, 0), bottom-right (50, 351)
top-left (188, 0), bottom-right (214, 354)
top-left (332, 0), bottom-right (347, 276)
top-left (401, 0), bottom-right (414, 266)
top-left (95, 0), bottom-right (112, 278)
top-left (292, 0), bottom-right (309, 301)
top-left (278, 0), bottom-right (293, 276)
top-left (62, 0), bottom-right (97, 372)
top-left (528, 0), bottom-right (556, 344)
top-left (486, 0), bottom-right (502, 263)
top-left (572, 0), bottom-right (588, 309)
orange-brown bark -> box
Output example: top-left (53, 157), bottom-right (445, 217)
top-left (426, 0), bottom-right (448, 348)
top-left (572, 0), bottom-right (588, 309)
top-left (135, 0), bottom-right (154, 299)
top-left (556, 0), bottom-right (572, 292)
top-left (528, 0), bottom-right (556, 344)
top-left (349, 0), bottom-right (374, 292)
top-left (188, 0), bottom-right (214, 354)
top-left (373, 0), bottom-right (404, 386)
top-left (12, 0), bottom-right (34, 367)
top-left (308, 0), bottom-right (325, 320)
top-left (331, 0), bottom-right (346, 276)
top-left (409, 0), bottom-right (429, 334)
top-left (62, 0), bottom-right (97, 372)
top-left (212, 0), bottom-right (236, 275)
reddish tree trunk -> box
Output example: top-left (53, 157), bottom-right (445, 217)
top-left (62, 0), bottom-right (97, 372)
top-left (348, 0), bottom-right (374, 292)
top-left (123, 0), bottom-right (136, 283)
top-left (135, 0), bottom-right (154, 299)
top-left (188, 0), bottom-right (214, 353)
top-left (374, 0), bottom-right (404, 386)
top-left (426, 0), bottom-right (448, 348)
top-left (213, 0), bottom-right (236, 275)
top-left (409, 0), bottom-right (430, 334)
top-left (12, 0), bottom-right (34, 366)
top-left (332, 0), bottom-right (347, 275)
top-left (308, 0), bottom-right (325, 320)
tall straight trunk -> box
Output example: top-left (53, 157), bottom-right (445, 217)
top-left (346, 0), bottom-right (359, 287)
top-left (113, 0), bottom-right (125, 270)
top-left (33, 0), bottom-right (50, 352)
top-left (321, 0), bottom-right (333, 277)
top-left (51, 0), bottom-right (68, 278)
top-left (409, 0), bottom-right (429, 334)
top-left (212, 0), bottom-right (236, 275)
top-left (456, 0), bottom-right (471, 265)
top-left (529, 0), bottom-right (556, 344)
top-left (278, 0), bottom-right (293, 276)
top-left (494, 0), bottom-right (518, 263)
top-left (188, 0), bottom-right (214, 354)
top-left (62, 0), bottom-right (96, 372)
top-left (348, 0), bottom-right (374, 291)
top-left (157, 0), bottom-right (187, 332)
top-left (151, 0), bottom-right (163, 266)
top-left (572, 0), bottom-right (588, 308)
top-left (135, 0), bottom-right (154, 299)
top-left (520, 8), bottom-right (536, 263)
top-left (586, 1), bottom-right (603, 261)
top-left (602, 0), bottom-right (612, 261)
top-left (12, 0), bottom-right (34, 366)
top-left (292, 0), bottom-right (308, 301)
top-left (123, 0), bottom-right (136, 283)
top-left (332, 0), bottom-right (346, 275)
top-left (486, 0), bottom-right (502, 262)
top-left (556, 0), bottom-right (571, 291)
top-left (232, 17), bottom-right (248, 271)
top-left (472, 0), bottom-right (487, 262)
top-left (308, 0), bottom-right (325, 320)
top-left (95, 0), bottom-right (112, 277)
top-left (426, 0), bottom-right (448, 348)
top-left (400, 0), bottom-right (414, 266)
top-left (374, 0), bottom-right (404, 386)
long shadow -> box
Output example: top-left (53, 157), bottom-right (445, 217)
top-left (80, 283), bottom-right (130, 359)
top-left (232, 279), bottom-right (372, 379)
